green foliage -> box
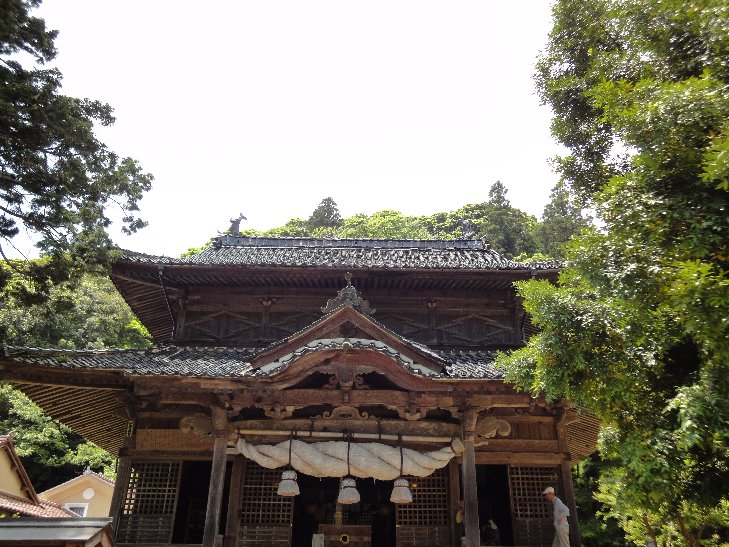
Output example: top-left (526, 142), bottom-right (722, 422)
top-left (536, 181), bottom-right (592, 259)
top-left (0, 0), bottom-right (152, 294)
top-left (0, 384), bottom-right (115, 491)
top-left (500, 0), bottom-right (729, 544)
top-left (421, 182), bottom-right (541, 258)
top-left (0, 263), bottom-right (152, 349)
top-left (572, 454), bottom-right (628, 546)
top-left (0, 262), bottom-right (151, 489)
top-left (336, 210), bottom-right (431, 239)
top-left (307, 197), bottom-right (343, 230)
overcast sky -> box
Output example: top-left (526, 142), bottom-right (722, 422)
top-left (28, 0), bottom-right (562, 257)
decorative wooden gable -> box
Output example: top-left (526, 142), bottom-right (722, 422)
top-left (246, 303), bottom-right (448, 392)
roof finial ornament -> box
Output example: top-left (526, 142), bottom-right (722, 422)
top-left (321, 272), bottom-right (375, 315)
top-left (227, 213), bottom-right (246, 236)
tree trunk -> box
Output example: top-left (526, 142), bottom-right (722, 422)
top-left (676, 514), bottom-right (697, 547)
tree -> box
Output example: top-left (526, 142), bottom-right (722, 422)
top-left (307, 197), bottom-right (343, 231)
top-left (336, 210), bottom-right (431, 239)
top-left (536, 181), bottom-right (592, 260)
top-left (0, 262), bottom-right (152, 488)
top-left (421, 182), bottom-right (541, 258)
top-left (0, 263), bottom-right (152, 348)
top-left (481, 181), bottom-right (538, 258)
top-left (498, 0), bottom-right (729, 544)
top-left (0, 0), bottom-right (152, 295)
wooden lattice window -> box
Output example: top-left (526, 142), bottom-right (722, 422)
top-left (509, 466), bottom-right (560, 547)
top-left (116, 461), bottom-right (182, 544)
top-left (396, 467), bottom-right (449, 526)
top-left (238, 460), bottom-right (292, 547)
top-left (396, 468), bottom-right (450, 547)
top-left (508, 466), bottom-right (559, 519)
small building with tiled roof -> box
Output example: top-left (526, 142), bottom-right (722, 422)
top-left (0, 435), bottom-right (75, 518)
top-left (39, 468), bottom-right (115, 519)
top-left (0, 236), bottom-right (595, 547)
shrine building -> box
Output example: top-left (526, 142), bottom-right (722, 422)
top-left (0, 236), bottom-right (599, 547)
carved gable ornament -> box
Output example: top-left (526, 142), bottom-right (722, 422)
top-left (321, 273), bottom-right (375, 315)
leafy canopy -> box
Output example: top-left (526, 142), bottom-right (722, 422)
top-left (499, 0), bottom-right (729, 544)
top-left (0, 0), bottom-right (152, 294)
top-left (0, 262), bottom-right (152, 488)
top-left (240, 180), bottom-right (583, 260)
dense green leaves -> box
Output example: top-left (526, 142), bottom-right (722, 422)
top-left (0, 0), bottom-right (152, 294)
top-left (242, 181), bottom-right (585, 260)
top-left (0, 264), bottom-right (151, 488)
top-left (500, 0), bottom-right (729, 543)
top-left (307, 197), bottom-right (343, 230)
top-left (0, 384), bottom-right (115, 491)
top-left (0, 263), bottom-right (152, 348)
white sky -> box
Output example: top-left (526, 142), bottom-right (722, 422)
top-left (28, 0), bottom-right (562, 257)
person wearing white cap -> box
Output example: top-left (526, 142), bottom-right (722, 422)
top-left (543, 486), bottom-right (570, 547)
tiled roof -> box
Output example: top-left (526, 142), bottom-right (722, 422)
top-left (122, 236), bottom-right (562, 271)
top-left (436, 348), bottom-right (503, 379)
top-left (2, 346), bottom-right (261, 377)
top-left (0, 492), bottom-right (74, 518)
top-left (2, 344), bottom-right (505, 380)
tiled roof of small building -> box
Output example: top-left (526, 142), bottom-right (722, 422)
top-left (122, 236), bottom-right (561, 271)
top-left (1, 345), bottom-right (505, 380)
top-left (0, 492), bottom-right (74, 518)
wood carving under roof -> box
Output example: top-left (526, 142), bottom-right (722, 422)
top-left (180, 413), bottom-right (213, 437)
top-left (322, 372), bottom-right (370, 390)
top-left (463, 409), bottom-right (512, 446)
top-left (320, 405), bottom-right (373, 420)
top-left (321, 273), bottom-right (375, 315)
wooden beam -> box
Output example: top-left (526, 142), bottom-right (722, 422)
top-left (203, 408), bottom-right (228, 547)
top-left (473, 451), bottom-right (566, 465)
top-left (109, 456), bottom-right (131, 538)
top-left (223, 456), bottom-right (245, 547)
top-left (448, 458), bottom-right (461, 547)
top-left (561, 460), bottom-right (581, 547)
top-left (461, 438), bottom-right (479, 547)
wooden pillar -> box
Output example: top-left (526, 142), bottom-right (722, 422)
top-left (462, 438), bottom-right (480, 547)
top-left (223, 456), bottom-right (245, 547)
top-left (109, 417), bottom-right (135, 540)
top-left (108, 454), bottom-right (131, 538)
top-left (448, 458), bottom-right (461, 546)
top-left (556, 408), bottom-right (581, 547)
top-left (203, 408), bottom-right (228, 547)
top-left (561, 460), bottom-right (581, 547)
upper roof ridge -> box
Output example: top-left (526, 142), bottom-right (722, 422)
top-left (212, 235), bottom-right (490, 250)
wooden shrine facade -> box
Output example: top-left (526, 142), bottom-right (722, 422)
top-left (0, 237), bottom-right (598, 547)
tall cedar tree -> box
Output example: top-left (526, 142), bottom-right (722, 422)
top-left (498, 1), bottom-right (729, 545)
top-left (0, 0), bottom-right (152, 299)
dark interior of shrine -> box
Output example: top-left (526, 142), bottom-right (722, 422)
top-left (292, 475), bottom-right (397, 547)
top-left (476, 464), bottom-right (513, 545)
